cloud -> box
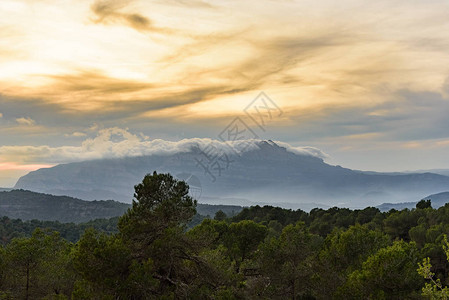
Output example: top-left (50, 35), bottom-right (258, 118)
top-left (23, 69), bottom-right (260, 118)
top-left (157, 30), bottom-right (358, 101)
top-left (443, 76), bottom-right (449, 98)
top-left (49, 70), bottom-right (153, 94)
top-left (16, 117), bottom-right (35, 126)
top-left (90, 0), bottom-right (172, 33)
top-left (0, 127), bottom-right (326, 164)
top-left (274, 141), bottom-right (329, 159)
top-left (2, 0), bottom-right (448, 131)
top-left (155, 0), bottom-right (215, 9)
top-left (274, 86), bottom-right (449, 145)
top-left (65, 131), bottom-right (87, 137)
top-left (27, 29), bottom-right (360, 120)
top-left (1, 0), bottom-right (449, 175)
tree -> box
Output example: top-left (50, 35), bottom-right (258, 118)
top-left (0, 246), bottom-right (7, 294)
top-left (214, 210), bottom-right (227, 221)
top-left (224, 220), bottom-right (267, 271)
top-left (2, 229), bottom-right (74, 299)
top-left (71, 172), bottom-right (201, 298)
top-left (321, 224), bottom-right (390, 272)
top-left (118, 171), bottom-right (197, 260)
top-left (418, 235), bottom-right (449, 299)
top-left (4, 232), bottom-right (45, 300)
top-left (117, 172), bottom-right (205, 297)
top-left (187, 219), bottom-right (229, 251)
top-left (383, 209), bottom-right (423, 240)
top-left (417, 199), bottom-right (432, 210)
top-left (72, 228), bottom-right (132, 298)
top-left (316, 224), bottom-right (390, 298)
top-left (251, 222), bottom-right (322, 299)
top-left (340, 240), bottom-right (423, 299)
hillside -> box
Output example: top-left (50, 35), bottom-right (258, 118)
top-left (0, 190), bottom-right (129, 223)
top-left (0, 190), bottom-right (243, 223)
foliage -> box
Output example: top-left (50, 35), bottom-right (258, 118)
top-left (418, 235), bottom-right (449, 299)
top-left (339, 240), bottom-right (423, 299)
top-left (315, 224), bottom-right (391, 298)
top-left (5, 172), bottom-right (449, 298)
top-left (0, 216), bottom-right (119, 245)
top-left (1, 229), bottom-right (75, 299)
top-left (118, 171), bottom-right (197, 259)
top-left (249, 222), bottom-right (322, 299)
top-left (417, 199), bottom-right (432, 209)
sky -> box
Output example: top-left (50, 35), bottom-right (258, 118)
top-left (1, 0), bottom-right (449, 187)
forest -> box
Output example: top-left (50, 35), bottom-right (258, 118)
top-left (1, 172), bottom-right (449, 299)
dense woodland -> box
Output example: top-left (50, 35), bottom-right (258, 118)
top-left (0, 217), bottom-right (120, 244)
top-left (1, 172), bottom-right (449, 299)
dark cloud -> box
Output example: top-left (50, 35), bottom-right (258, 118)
top-left (235, 33), bottom-right (353, 85)
top-left (49, 70), bottom-right (153, 94)
top-left (4, 85), bottom-right (447, 148)
top-left (0, 26), bottom-right (400, 138)
top-left (157, 29), bottom-right (360, 117)
top-left (44, 68), bottom-right (250, 115)
top-left (90, 0), bottom-right (172, 33)
top-left (0, 70), bottom-right (252, 133)
top-left (275, 88), bottom-right (449, 143)
top-left (125, 13), bottom-right (151, 30)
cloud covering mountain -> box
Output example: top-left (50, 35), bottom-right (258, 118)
top-left (15, 140), bottom-right (449, 209)
top-left (0, 127), bottom-right (328, 164)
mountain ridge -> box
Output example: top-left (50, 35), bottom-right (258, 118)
top-left (14, 140), bottom-right (449, 208)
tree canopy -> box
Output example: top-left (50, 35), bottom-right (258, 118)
top-left (2, 172), bottom-right (449, 299)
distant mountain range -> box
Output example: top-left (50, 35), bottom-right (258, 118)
top-left (406, 169), bottom-right (449, 177)
top-left (0, 190), bottom-right (243, 223)
top-left (377, 191), bottom-right (449, 211)
top-left (14, 140), bottom-right (449, 209)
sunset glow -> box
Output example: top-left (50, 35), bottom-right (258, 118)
top-left (1, 0), bottom-right (449, 186)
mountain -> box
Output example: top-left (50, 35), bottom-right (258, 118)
top-left (408, 169), bottom-right (449, 177)
top-left (422, 191), bottom-right (449, 207)
top-left (14, 140), bottom-right (449, 208)
top-left (376, 201), bottom-right (417, 212)
top-left (0, 190), bottom-right (243, 223)
top-left (377, 191), bottom-right (449, 211)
